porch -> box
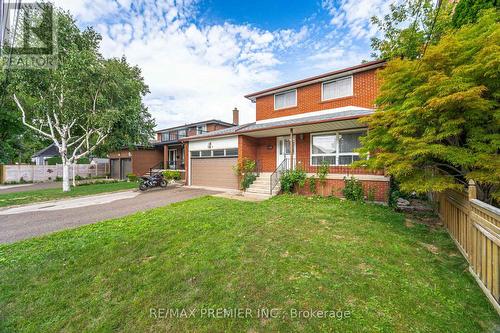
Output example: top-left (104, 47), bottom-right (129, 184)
top-left (153, 143), bottom-right (186, 180)
top-left (236, 116), bottom-right (389, 201)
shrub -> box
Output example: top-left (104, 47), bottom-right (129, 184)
top-left (75, 175), bottom-right (84, 181)
top-left (242, 174), bottom-right (257, 190)
top-left (308, 176), bottom-right (317, 195)
top-left (317, 161), bottom-right (329, 195)
top-left (162, 170), bottom-right (181, 181)
top-left (343, 176), bottom-right (364, 202)
top-left (280, 168), bottom-right (307, 193)
top-left (233, 158), bottom-right (257, 190)
top-left (127, 173), bottom-right (139, 182)
top-left (77, 179), bottom-right (119, 186)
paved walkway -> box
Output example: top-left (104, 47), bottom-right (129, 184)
top-left (0, 187), bottom-right (217, 244)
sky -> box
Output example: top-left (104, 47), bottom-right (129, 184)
top-left (53, 0), bottom-right (395, 129)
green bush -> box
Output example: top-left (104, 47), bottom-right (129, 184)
top-left (343, 176), bottom-right (364, 202)
top-left (74, 175), bottom-right (84, 181)
top-left (233, 158), bottom-right (257, 189)
top-left (162, 170), bottom-right (181, 181)
top-left (308, 176), bottom-right (317, 195)
top-left (46, 157), bottom-right (62, 165)
top-left (127, 173), bottom-right (139, 182)
top-left (77, 179), bottom-right (120, 186)
top-left (242, 173), bottom-right (257, 190)
top-left (280, 168), bottom-right (307, 193)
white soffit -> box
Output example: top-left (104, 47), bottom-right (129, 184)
top-left (255, 106), bottom-right (373, 124)
top-left (245, 119), bottom-right (366, 138)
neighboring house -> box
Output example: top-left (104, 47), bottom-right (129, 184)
top-left (31, 143), bottom-right (59, 165)
top-left (32, 144), bottom-right (109, 166)
top-left (182, 59), bottom-right (391, 200)
top-left (108, 113), bottom-right (238, 180)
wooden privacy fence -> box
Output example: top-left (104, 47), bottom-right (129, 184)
top-left (437, 181), bottom-right (500, 315)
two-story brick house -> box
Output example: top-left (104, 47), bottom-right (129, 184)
top-left (108, 114), bottom-right (237, 180)
top-left (182, 59), bottom-right (390, 201)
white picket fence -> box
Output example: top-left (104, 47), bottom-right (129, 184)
top-left (0, 163), bottom-right (109, 183)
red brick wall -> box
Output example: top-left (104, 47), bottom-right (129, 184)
top-left (296, 178), bottom-right (389, 202)
top-left (131, 149), bottom-right (163, 176)
top-left (255, 69), bottom-right (380, 121)
top-left (238, 135), bottom-right (258, 162)
top-left (256, 137), bottom-right (276, 172)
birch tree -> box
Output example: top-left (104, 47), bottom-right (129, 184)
top-left (8, 11), bottom-right (152, 191)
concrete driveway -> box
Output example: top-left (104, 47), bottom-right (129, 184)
top-left (0, 186), bottom-right (217, 244)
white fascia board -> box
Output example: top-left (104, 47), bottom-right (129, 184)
top-left (255, 106), bottom-right (373, 124)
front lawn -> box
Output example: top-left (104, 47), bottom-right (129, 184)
top-left (0, 181), bottom-right (137, 208)
top-left (0, 195), bottom-right (498, 332)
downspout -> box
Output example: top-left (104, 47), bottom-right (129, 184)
top-left (290, 128), bottom-right (294, 170)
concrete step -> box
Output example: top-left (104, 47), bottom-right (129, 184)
top-left (243, 192), bottom-right (272, 200)
top-left (246, 188), bottom-right (270, 194)
top-left (248, 184), bottom-right (270, 190)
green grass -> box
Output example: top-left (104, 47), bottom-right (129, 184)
top-left (0, 181), bottom-right (137, 207)
top-left (0, 195), bottom-right (498, 332)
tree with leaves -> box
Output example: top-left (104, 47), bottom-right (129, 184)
top-left (7, 10), bottom-right (154, 191)
top-left (370, 0), bottom-right (453, 60)
top-left (359, 9), bottom-right (500, 204)
top-left (451, 0), bottom-right (498, 28)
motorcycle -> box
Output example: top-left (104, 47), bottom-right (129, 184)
top-left (139, 172), bottom-right (167, 191)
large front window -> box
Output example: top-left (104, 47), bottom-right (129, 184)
top-left (311, 130), bottom-right (365, 166)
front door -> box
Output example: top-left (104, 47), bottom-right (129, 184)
top-left (277, 136), bottom-right (296, 169)
top-left (168, 149), bottom-right (176, 169)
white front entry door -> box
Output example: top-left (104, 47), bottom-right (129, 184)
top-left (276, 136), bottom-right (296, 169)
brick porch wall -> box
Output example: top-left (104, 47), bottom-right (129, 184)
top-left (296, 179), bottom-right (389, 202)
top-left (243, 132), bottom-right (389, 201)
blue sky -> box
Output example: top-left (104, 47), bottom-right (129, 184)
top-left (54, 0), bottom-right (394, 129)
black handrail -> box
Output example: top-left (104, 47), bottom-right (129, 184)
top-left (149, 161), bottom-right (164, 176)
top-left (270, 158), bottom-right (288, 195)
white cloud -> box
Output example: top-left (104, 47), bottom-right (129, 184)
top-left (321, 0), bottom-right (394, 40)
top-left (54, 0), bottom-right (308, 129)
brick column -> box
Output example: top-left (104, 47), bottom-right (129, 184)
top-left (163, 145), bottom-right (168, 169)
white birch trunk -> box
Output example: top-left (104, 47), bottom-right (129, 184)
top-left (62, 162), bottom-right (70, 192)
top-left (72, 163), bottom-right (76, 187)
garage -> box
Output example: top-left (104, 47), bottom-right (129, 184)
top-left (188, 136), bottom-right (239, 190)
top-left (191, 157), bottom-right (238, 189)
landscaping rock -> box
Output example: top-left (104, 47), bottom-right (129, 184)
top-left (397, 198), bottom-right (410, 206)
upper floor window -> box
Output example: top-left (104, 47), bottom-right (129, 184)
top-left (178, 129), bottom-right (187, 138)
top-left (322, 76), bottom-right (353, 101)
top-left (196, 125), bottom-right (206, 135)
top-left (161, 132), bottom-right (169, 142)
top-left (274, 89), bottom-right (297, 110)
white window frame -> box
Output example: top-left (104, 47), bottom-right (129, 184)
top-left (190, 148), bottom-right (238, 158)
top-left (274, 89), bottom-right (297, 110)
top-left (321, 76), bottom-right (353, 102)
top-left (196, 125), bottom-right (207, 135)
top-left (310, 129), bottom-right (366, 166)
top-left (178, 129), bottom-right (187, 138)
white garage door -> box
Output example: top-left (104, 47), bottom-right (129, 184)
top-left (191, 157), bottom-right (238, 189)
